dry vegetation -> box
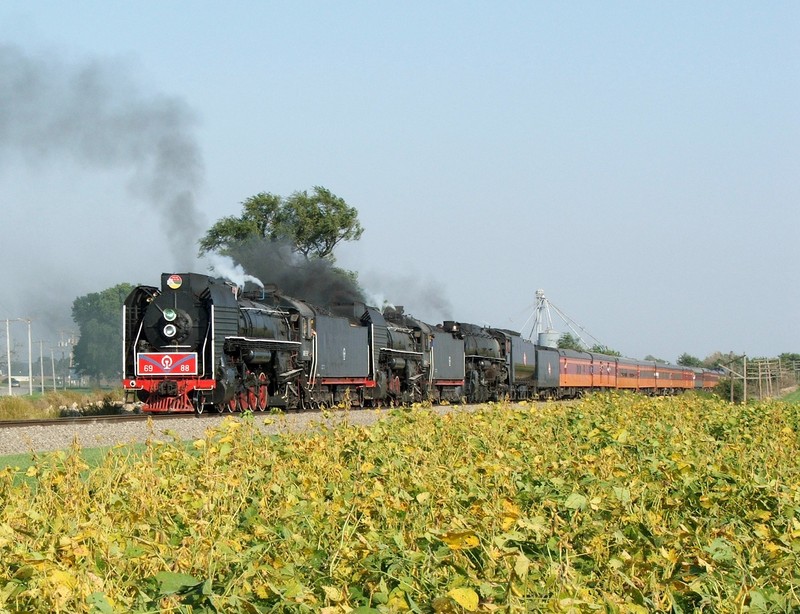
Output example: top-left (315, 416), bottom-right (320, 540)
top-left (0, 389), bottom-right (125, 420)
top-left (0, 393), bottom-right (798, 612)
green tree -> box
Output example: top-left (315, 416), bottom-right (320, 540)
top-left (677, 353), bottom-right (704, 367)
top-left (590, 344), bottom-right (621, 357)
top-left (280, 187), bottom-right (364, 261)
top-left (197, 192), bottom-right (282, 255)
top-left (72, 283), bottom-right (133, 382)
top-left (557, 333), bottom-right (584, 351)
top-left (703, 351), bottom-right (742, 369)
top-left (198, 187), bottom-right (363, 262)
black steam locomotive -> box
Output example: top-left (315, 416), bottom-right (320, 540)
top-left (122, 272), bottom-right (720, 413)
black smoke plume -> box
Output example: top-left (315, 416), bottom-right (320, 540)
top-left (0, 44), bottom-right (205, 267)
top-left (226, 238), bottom-right (366, 307)
top-left (0, 44), bottom-right (205, 341)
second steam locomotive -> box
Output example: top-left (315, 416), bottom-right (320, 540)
top-left (123, 273), bottom-right (720, 413)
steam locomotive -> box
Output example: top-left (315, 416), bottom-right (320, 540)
top-left (122, 272), bottom-right (721, 413)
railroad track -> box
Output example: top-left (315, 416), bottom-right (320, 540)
top-left (0, 399), bottom-right (537, 430)
top-left (0, 404), bottom-right (357, 430)
top-left (0, 411), bottom-right (213, 429)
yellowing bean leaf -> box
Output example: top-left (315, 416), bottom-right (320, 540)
top-left (440, 530), bottom-right (480, 550)
top-left (447, 587), bottom-right (479, 611)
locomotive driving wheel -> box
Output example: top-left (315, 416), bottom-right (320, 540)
top-left (257, 372), bottom-right (268, 411)
top-left (237, 370), bottom-right (259, 412)
top-left (193, 393), bottom-right (206, 414)
top-left (238, 386), bottom-right (257, 412)
top-left (214, 394), bottom-right (238, 413)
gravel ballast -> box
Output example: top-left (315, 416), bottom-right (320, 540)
top-left (0, 409), bottom-right (392, 457)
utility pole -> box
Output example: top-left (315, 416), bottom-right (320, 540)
top-left (4, 319), bottom-right (10, 396)
top-left (1, 318), bottom-right (33, 395)
top-left (38, 340), bottom-right (45, 394)
top-left (23, 319), bottom-right (32, 395)
top-left (50, 348), bottom-right (57, 391)
top-left (718, 354), bottom-right (747, 404)
top-left (743, 356), bottom-right (748, 403)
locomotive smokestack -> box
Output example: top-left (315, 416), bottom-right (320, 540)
top-left (442, 321), bottom-right (459, 333)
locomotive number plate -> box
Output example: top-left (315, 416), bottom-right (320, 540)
top-left (136, 352), bottom-right (198, 376)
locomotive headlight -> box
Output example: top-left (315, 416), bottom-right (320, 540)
top-left (163, 323), bottom-right (178, 338)
top-left (163, 308), bottom-right (177, 322)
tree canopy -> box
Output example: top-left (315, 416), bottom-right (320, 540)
top-left (198, 187), bottom-right (363, 262)
top-left (72, 283), bottom-right (133, 381)
top-left (555, 333), bottom-right (621, 356)
top-left (557, 333), bottom-right (584, 352)
top-left (677, 353), bottom-right (705, 367)
top-left (590, 344), bottom-right (621, 357)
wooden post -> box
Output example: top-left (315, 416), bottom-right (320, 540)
top-left (743, 356), bottom-right (747, 403)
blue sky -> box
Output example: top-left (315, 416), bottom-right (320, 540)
top-left (0, 2), bottom-right (798, 361)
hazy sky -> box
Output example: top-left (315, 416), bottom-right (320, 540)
top-left (0, 2), bottom-right (797, 362)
